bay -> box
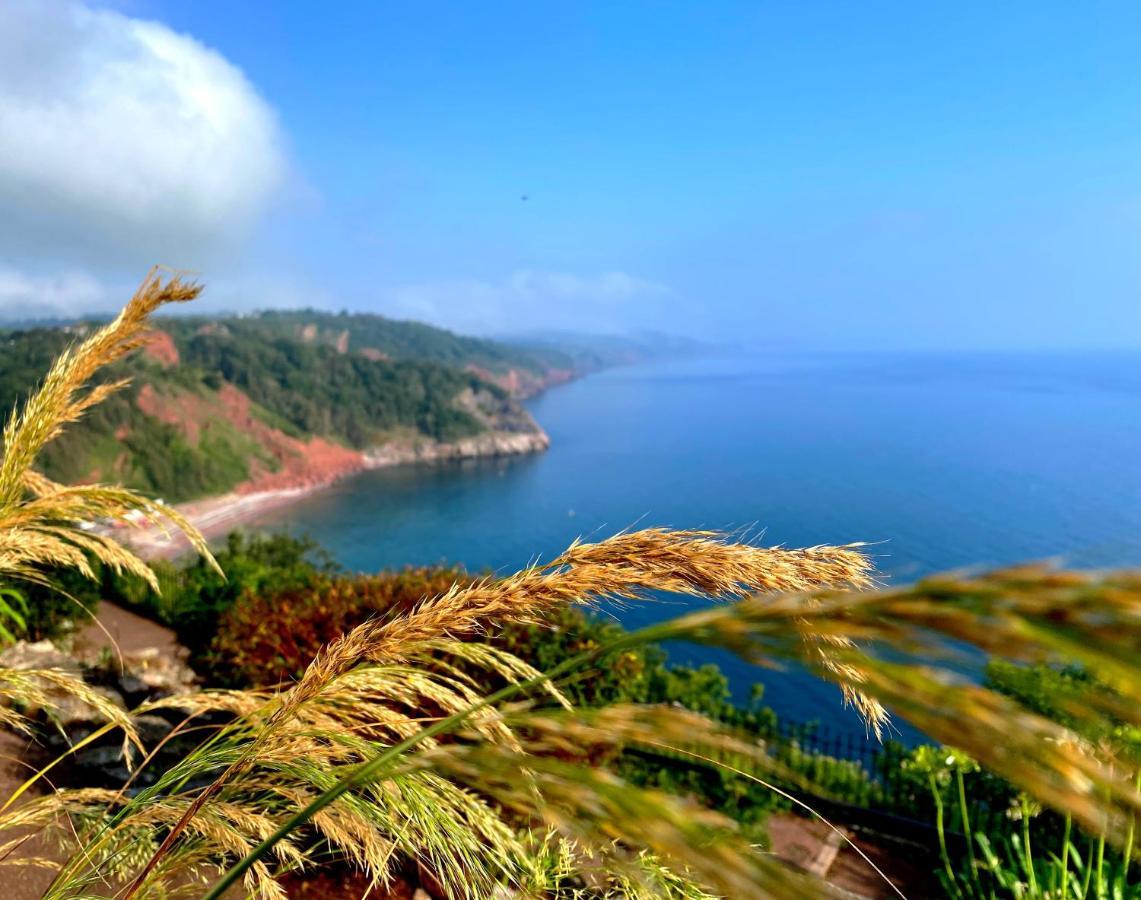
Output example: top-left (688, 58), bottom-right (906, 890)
top-left (246, 351), bottom-right (1141, 742)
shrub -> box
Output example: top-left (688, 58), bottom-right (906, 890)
top-left (208, 565), bottom-right (471, 686)
top-left (113, 530), bottom-right (337, 657)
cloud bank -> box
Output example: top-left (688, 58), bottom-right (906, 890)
top-left (388, 270), bottom-right (671, 335)
top-left (0, 266), bottom-right (110, 320)
top-left (0, 0), bottom-right (287, 280)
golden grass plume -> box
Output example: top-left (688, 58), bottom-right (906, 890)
top-left (0, 268), bottom-right (216, 591)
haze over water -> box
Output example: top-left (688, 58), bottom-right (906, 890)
top-left (247, 352), bottom-right (1141, 740)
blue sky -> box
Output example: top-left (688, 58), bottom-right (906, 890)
top-left (2, 1), bottom-right (1139, 347)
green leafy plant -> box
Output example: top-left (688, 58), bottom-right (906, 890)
top-left (0, 586), bottom-right (27, 644)
top-left (912, 662), bottom-right (1141, 898)
top-left (923, 768), bottom-right (1139, 898)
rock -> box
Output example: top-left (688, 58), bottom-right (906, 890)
top-left (116, 673), bottom-right (150, 706)
top-left (0, 637), bottom-right (201, 793)
top-left (48, 685), bottom-right (126, 733)
top-left (133, 714), bottom-right (174, 746)
top-left (0, 640), bottom-right (82, 676)
top-left (73, 744), bottom-right (131, 777)
top-left (0, 641), bottom-right (126, 735)
top-left (119, 647), bottom-right (197, 697)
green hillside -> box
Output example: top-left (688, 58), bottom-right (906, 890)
top-left (0, 329), bottom-right (265, 501)
top-left (0, 319), bottom-right (542, 504)
top-left (161, 310), bottom-right (574, 376)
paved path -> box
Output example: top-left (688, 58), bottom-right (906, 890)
top-left (768, 813), bottom-right (938, 898)
top-left (73, 600), bottom-right (183, 659)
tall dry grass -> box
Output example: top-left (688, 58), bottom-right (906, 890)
top-left (0, 271), bottom-right (1136, 899)
top-left (0, 270), bottom-right (215, 810)
top-left (0, 268), bottom-right (214, 590)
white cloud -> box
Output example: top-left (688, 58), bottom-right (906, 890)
top-left (0, 266), bottom-right (112, 319)
top-left (0, 264), bottom-right (340, 321)
top-left (200, 272), bottom-right (334, 314)
top-left (0, 0), bottom-right (288, 267)
top-left (387, 270), bottom-right (671, 335)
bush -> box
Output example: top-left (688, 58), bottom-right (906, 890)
top-left (19, 567), bottom-right (101, 640)
top-left (207, 565), bottom-right (471, 686)
top-left (207, 575), bottom-right (801, 833)
top-left (120, 531), bottom-right (338, 657)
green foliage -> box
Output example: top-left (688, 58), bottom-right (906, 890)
top-left (523, 832), bottom-right (720, 898)
top-left (186, 308), bottom-right (572, 376)
top-left (967, 820), bottom-right (1138, 900)
top-left (26, 515), bottom-right (1140, 897)
top-left (122, 531), bottom-right (337, 657)
top-left (18, 563), bottom-right (123, 639)
top-left (119, 409), bottom-right (263, 502)
top-left (173, 327), bottom-right (492, 446)
top-left (0, 330), bottom-right (260, 502)
top-left (985, 660), bottom-right (1119, 743)
top-left (141, 549), bottom-right (938, 840)
top-left (498, 607), bottom-right (726, 711)
top-left (912, 666), bottom-right (1141, 898)
top-left (0, 315), bottom-right (540, 503)
top-left (20, 529), bottom-right (335, 646)
top-left (0, 586), bottom-right (27, 644)
top-left (204, 575), bottom-right (877, 835)
top-left (923, 770), bottom-right (1140, 898)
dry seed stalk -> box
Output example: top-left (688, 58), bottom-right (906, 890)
top-left (124, 530), bottom-right (875, 896)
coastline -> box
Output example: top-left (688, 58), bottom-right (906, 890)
top-left (119, 427), bottom-right (550, 560)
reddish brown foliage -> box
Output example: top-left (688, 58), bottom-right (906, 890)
top-left (209, 567), bottom-right (475, 686)
top-left (141, 329), bottom-right (180, 367)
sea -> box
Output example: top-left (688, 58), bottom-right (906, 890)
top-left (245, 351), bottom-right (1141, 743)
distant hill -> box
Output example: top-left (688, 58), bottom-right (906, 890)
top-left (0, 312), bottom-right (571, 504)
top-left (503, 329), bottom-right (719, 371)
top-left (163, 310), bottom-right (579, 398)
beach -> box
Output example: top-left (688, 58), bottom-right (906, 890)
top-left (117, 425), bottom-right (551, 559)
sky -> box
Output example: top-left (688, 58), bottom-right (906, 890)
top-left (0, 1), bottom-right (1139, 348)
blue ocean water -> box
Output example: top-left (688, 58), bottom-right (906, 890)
top-left (245, 351), bottom-right (1141, 741)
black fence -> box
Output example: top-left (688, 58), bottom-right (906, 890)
top-left (750, 719), bottom-right (1004, 845)
top-left (771, 719), bottom-right (901, 777)
top-left (765, 719), bottom-right (920, 814)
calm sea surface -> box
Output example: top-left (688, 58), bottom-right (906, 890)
top-left (246, 351), bottom-right (1141, 741)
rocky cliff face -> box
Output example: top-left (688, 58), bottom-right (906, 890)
top-left (465, 363), bottom-right (577, 399)
top-left (132, 349), bottom-right (551, 498)
top-left (363, 384), bottom-right (550, 467)
top-left (363, 428), bottom-right (549, 468)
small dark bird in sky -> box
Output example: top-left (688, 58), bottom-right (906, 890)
top-left (520, 194), bottom-right (529, 201)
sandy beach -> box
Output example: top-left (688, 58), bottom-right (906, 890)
top-left (117, 427), bottom-right (551, 560)
top-left (117, 486), bottom-right (319, 559)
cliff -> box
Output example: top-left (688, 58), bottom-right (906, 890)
top-left (0, 318), bottom-right (565, 505)
top-left (364, 422), bottom-right (550, 468)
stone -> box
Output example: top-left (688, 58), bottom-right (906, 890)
top-left (0, 640), bottom-right (82, 676)
top-left (0, 639), bottom-right (125, 734)
top-left (71, 744), bottom-right (131, 786)
top-left (49, 684), bottom-right (126, 730)
top-left (132, 714), bottom-right (174, 746)
top-left (119, 647), bottom-right (197, 697)
top-left (116, 673), bottom-right (150, 706)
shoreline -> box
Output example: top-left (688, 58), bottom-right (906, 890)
top-left (119, 428), bottom-right (550, 560)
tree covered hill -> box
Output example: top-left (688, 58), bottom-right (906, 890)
top-left (162, 310), bottom-right (578, 397)
top-left (0, 315), bottom-right (561, 504)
